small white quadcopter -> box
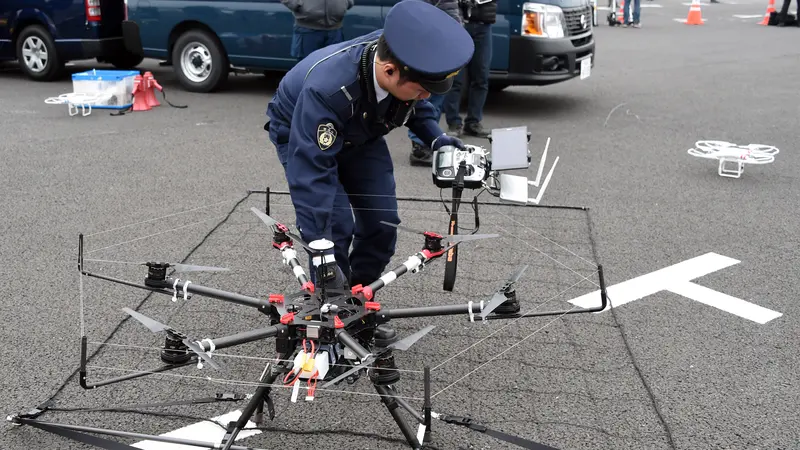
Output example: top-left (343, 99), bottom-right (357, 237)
top-left (44, 92), bottom-right (112, 117)
top-left (688, 140), bottom-right (780, 179)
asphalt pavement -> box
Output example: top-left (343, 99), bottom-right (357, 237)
top-left (1, 1), bottom-right (798, 449)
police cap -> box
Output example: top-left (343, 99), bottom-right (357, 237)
top-left (383, 0), bottom-right (475, 95)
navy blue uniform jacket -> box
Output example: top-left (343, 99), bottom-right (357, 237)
top-left (266, 29), bottom-right (443, 243)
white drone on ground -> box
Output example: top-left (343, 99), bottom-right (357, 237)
top-left (688, 140), bottom-right (780, 178)
top-left (44, 92), bottom-right (112, 117)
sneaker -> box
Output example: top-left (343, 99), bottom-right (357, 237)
top-left (409, 142), bottom-right (433, 166)
top-left (632, 22), bottom-right (641, 28)
top-left (463, 122), bottom-right (490, 138)
top-left (447, 122), bottom-right (463, 136)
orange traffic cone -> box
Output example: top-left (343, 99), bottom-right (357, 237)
top-left (758, 0), bottom-right (776, 25)
top-left (142, 71), bottom-right (162, 108)
top-left (683, 0), bottom-right (705, 24)
top-left (131, 75), bottom-right (151, 111)
top-left (617, 0), bottom-right (626, 23)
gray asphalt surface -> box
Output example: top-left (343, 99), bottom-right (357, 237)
top-left (2, 1), bottom-right (798, 449)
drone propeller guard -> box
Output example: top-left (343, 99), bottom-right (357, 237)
top-left (8, 189), bottom-right (610, 450)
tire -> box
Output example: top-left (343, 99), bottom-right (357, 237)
top-left (172, 29), bottom-right (228, 92)
top-left (105, 51), bottom-right (144, 70)
top-left (15, 25), bottom-right (64, 81)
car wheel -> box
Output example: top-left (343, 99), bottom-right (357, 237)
top-left (15, 25), bottom-right (64, 81)
top-left (172, 29), bottom-right (228, 92)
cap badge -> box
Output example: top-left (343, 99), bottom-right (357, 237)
top-left (446, 70), bottom-right (460, 79)
top-left (317, 123), bottom-right (337, 150)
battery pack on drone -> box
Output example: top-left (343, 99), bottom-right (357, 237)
top-left (290, 350), bottom-right (330, 402)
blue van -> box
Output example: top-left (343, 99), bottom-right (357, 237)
top-left (0, 0), bottom-right (144, 81)
top-left (122, 0), bottom-right (594, 93)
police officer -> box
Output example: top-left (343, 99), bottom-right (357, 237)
top-left (265, 0), bottom-right (475, 290)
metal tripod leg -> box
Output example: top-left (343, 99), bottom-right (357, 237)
top-left (374, 384), bottom-right (422, 450)
top-left (220, 362), bottom-right (281, 450)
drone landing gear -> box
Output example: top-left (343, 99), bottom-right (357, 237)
top-left (219, 359), bottom-right (284, 450)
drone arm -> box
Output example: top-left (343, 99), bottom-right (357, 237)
top-left (165, 278), bottom-right (270, 310)
top-left (275, 241), bottom-right (313, 290)
top-left (334, 328), bottom-right (371, 360)
top-left (352, 250), bottom-right (442, 300)
top-left (384, 302), bottom-right (483, 320)
top-left (194, 324), bottom-right (289, 352)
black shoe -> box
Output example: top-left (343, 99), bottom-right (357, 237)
top-left (463, 122), bottom-right (490, 138)
top-left (409, 142), bottom-right (433, 166)
top-left (447, 122), bottom-right (463, 136)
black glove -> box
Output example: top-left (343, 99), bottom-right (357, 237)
top-left (431, 133), bottom-right (466, 151)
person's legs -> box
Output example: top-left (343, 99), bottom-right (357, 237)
top-left (462, 22), bottom-right (492, 138)
top-left (270, 120), bottom-right (354, 285)
top-left (291, 26), bottom-right (328, 59)
top-left (324, 28), bottom-right (345, 47)
top-left (442, 69), bottom-right (466, 134)
top-left (632, 0), bottom-right (641, 25)
top-left (337, 138), bottom-right (400, 287)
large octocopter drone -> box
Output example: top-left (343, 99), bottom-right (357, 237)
top-left (8, 128), bottom-right (606, 449)
top-left (8, 206), bottom-right (607, 450)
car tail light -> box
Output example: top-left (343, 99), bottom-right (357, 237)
top-left (85, 0), bottom-right (102, 22)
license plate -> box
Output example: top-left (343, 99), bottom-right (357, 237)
top-left (580, 57), bottom-right (591, 80)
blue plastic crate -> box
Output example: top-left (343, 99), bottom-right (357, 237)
top-left (71, 69), bottom-right (140, 109)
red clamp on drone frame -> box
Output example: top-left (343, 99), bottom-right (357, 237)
top-left (280, 312), bottom-right (295, 324)
top-left (365, 301), bottom-right (381, 311)
top-left (334, 316), bottom-right (344, 329)
top-left (268, 294), bottom-right (284, 304)
top-left (421, 248), bottom-right (446, 260)
top-left (302, 281), bottom-right (315, 293)
top-left (351, 284), bottom-right (374, 301)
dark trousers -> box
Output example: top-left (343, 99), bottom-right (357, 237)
top-left (271, 128), bottom-right (400, 286)
top-left (291, 26), bottom-right (345, 60)
top-left (442, 22), bottom-right (493, 127)
top-left (778, 0), bottom-right (798, 21)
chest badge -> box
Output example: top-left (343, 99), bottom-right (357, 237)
top-left (317, 123), bottom-right (337, 151)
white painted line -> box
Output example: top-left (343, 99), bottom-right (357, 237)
top-left (667, 281), bottom-right (783, 324)
top-left (132, 409), bottom-right (261, 449)
top-left (569, 252), bottom-right (738, 310)
top-left (733, 14), bottom-right (764, 18)
top-left (568, 252), bottom-right (782, 324)
top-left (641, 4), bottom-right (664, 7)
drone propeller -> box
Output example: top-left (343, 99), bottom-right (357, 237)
top-left (122, 307), bottom-right (223, 371)
top-left (321, 325), bottom-right (436, 389)
top-left (379, 221), bottom-right (499, 245)
top-left (480, 265), bottom-right (528, 319)
top-left (250, 207), bottom-right (317, 253)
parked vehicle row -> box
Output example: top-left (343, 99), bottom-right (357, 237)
top-left (1, 0), bottom-right (595, 93)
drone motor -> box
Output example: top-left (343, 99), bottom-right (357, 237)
top-left (144, 262), bottom-right (169, 287)
top-left (160, 332), bottom-right (191, 364)
top-left (369, 325), bottom-right (401, 386)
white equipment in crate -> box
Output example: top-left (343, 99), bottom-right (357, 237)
top-left (44, 69), bottom-right (139, 116)
top-left (44, 92), bottom-right (115, 117)
top-left (688, 140), bottom-right (779, 178)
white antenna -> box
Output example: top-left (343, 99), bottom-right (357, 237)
top-left (497, 137), bottom-right (559, 205)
